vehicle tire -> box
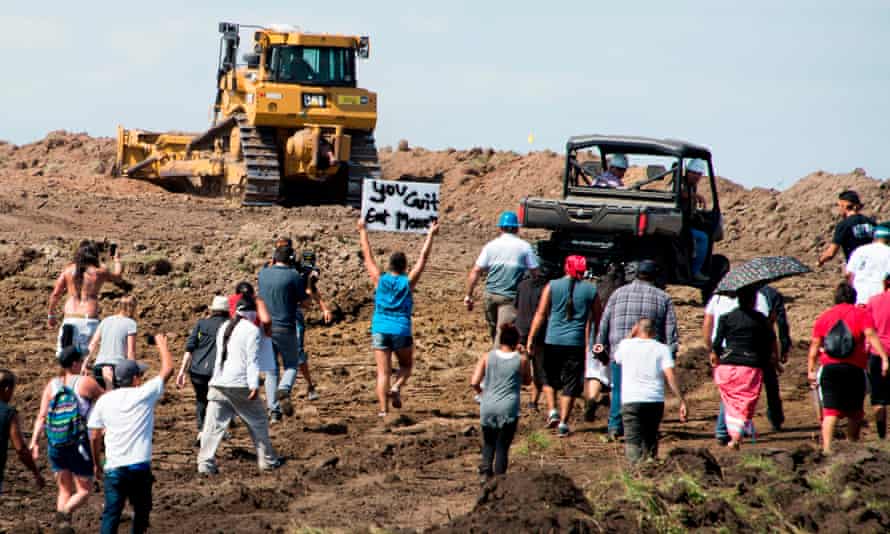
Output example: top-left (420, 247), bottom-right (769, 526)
top-left (700, 254), bottom-right (730, 304)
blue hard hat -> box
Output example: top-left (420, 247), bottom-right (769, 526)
top-left (498, 211), bottom-right (520, 228)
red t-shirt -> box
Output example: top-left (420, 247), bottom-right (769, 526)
top-left (812, 303), bottom-right (874, 368)
top-left (866, 292), bottom-right (890, 354)
top-left (227, 294), bottom-right (240, 318)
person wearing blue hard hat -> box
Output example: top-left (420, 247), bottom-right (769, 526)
top-left (588, 154), bottom-right (628, 188)
top-left (846, 225), bottom-right (890, 304)
top-left (466, 211), bottom-right (540, 344)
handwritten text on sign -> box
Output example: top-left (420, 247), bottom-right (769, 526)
top-left (361, 179), bottom-right (440, 233)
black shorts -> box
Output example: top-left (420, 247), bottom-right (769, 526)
top-left (543, 344), bottom-right (585, 398)
top-left (869, 355), bottom-right (890, 406)
top-left (819, 363), bottom-right (867, 413)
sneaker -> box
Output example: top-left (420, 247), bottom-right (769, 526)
top-left (276, 390), bottom-right (294, 417)
top-left (547, 410), bottom-right (559, 429)
top-left (716, 436), bottom-right (730, 446)
top-left (260, 458), bottom-right (284, 471)
top-left (389, 389), bottom-right (403, 409)
top-left (306, 388), bottom-right (320, 402)
top-left (558, 423), bottom-right (571, 437)
top-left (607, 430), bottom-right (624, 442)
top-left (269, 411), bottom-right (282, 424)
top-left (197, 464), bottom-right (219, 476)
top-left (583, 399), bottom-right (598, 422)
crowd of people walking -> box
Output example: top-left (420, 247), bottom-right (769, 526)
top-left (4, 188), bottom-right (890, 531)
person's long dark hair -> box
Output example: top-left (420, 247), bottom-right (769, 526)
top-left (73, 242), bottom-right (100, 298)
top-left (221, 294), bottom-right (256, 368)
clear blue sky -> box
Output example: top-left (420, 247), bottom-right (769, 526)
top-left (3, 1), bottom-right (888, 188)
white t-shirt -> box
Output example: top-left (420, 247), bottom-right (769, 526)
top-left (87, 376), bottom-right (164, 470)
top-left (846, 242), bottom-right (890, 305)
top-left (475, 233), bottom-right (539, 298)
top-left (95, 315), bottom-right (138, 365)
top-left (614, 338), bottom-right (674, 404)
top-left (705, 293), bottom-right (771, 343)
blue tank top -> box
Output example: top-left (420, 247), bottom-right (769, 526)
top-left (545, 277), bottom-right (597, 347)
top-left (371, 273), bottom-right (413, 337)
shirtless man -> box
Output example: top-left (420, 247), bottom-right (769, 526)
top-left (47, 241), bottom-right (123, 356)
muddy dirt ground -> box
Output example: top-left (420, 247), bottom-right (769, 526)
top-left (1, 134), bottom-right (890, 532)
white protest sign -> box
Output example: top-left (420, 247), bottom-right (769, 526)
top-left (361, 179), bottom-right (440, 233)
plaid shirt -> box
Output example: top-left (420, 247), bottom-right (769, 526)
top-left (596, 280), bottom-right (679, 356)
top-left (760, 285), bottom-right (792, 355)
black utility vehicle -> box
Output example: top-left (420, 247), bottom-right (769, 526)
top-left (520, 135), bottom-right (729, 301)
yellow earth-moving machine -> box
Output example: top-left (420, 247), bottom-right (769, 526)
top-left (113, 22), bottom-right (378, 206)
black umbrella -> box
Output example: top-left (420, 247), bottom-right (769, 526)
top-left (715, 256), bottom-right (811, 294)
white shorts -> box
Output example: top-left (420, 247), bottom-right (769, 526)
top-left (56, 317), bottom-right (99, 356)
top-left (585, 351), bottom-right (611, 386)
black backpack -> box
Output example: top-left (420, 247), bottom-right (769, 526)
top-left (824, 318), bottom-right (855, 359)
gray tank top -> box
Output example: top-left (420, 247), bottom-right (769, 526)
top-left (480, 350), bottom-right (522, 427)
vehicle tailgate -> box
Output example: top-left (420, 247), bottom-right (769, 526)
top-left (520, 197), bottom-right (683, 237)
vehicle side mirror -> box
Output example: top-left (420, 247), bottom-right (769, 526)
top-left (358, 36), bottom-right (370, 59)
top-left (243, 53), bottom-right (260, 68)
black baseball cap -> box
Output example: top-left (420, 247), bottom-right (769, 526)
top-left (58, 346), bottom-right (84, 368)
top-left (839, 190), bottom-right (862, 206)
top-left (114, 359), bottom-right (149, 386)
top-left (638, 260), bottom-right (659, 275)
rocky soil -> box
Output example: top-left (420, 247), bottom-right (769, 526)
top-left (0, 131), bottom-right (888, 533)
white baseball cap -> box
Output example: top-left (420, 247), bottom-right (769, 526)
top-left (210, 295), bottom-right (229, 312)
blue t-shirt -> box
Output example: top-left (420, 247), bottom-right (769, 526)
top-left (545, 278), bottom-right (597, 347)
top-left (371, 273), bottom-right (413, 337)
top-left (258, 265), bottom-right (307, 329)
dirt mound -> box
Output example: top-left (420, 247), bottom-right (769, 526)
top-left (0, 130), bottom-right (115, 178)
top-left (429, 468), bottom-right (597, 533)
top-left (590, 444), bottom-right (890, 532)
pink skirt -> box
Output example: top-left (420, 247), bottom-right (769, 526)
top-left (714, 365), bottom-right (763, 441)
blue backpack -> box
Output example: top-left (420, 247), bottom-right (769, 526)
top-left (46, 378), bottom-right (85, 448)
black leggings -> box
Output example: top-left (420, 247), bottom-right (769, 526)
top-left (190, 372), bottom-right (211, 432)
top-left (480, 420), bottom-right (518, 476)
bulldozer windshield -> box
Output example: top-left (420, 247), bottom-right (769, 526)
top-left (267, 45), bottom-right (356, 87)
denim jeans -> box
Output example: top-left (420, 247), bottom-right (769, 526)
top-left (266, 316), bottom-right (306, 414)
top-left (608, 362), bottom-right (624, 436)
top-left (715, 365), bottom-right (783, 440)
top-left (622, 402), bottom-right (665, 463)
top-left (480, 420), bottom-right (518, 476)
top-left (691, 228), bottom-right (709, 276)
top-left (101, 465), bottom-right (153, 534)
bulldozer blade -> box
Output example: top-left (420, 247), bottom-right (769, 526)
top-left (187, 116), bottom-right (238, 153)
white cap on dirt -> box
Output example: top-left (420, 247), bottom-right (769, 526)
top-left (687, 159), bottom-right (706, 174)
top-left (610, 154), bottom-right (628, 169)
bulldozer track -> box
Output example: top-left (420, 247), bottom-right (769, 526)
top-left (347, 133), bottom-right (381, 208)
top-left (235, 113), bottom-right (281, 206)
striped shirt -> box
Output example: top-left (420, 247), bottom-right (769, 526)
top-left (596, 280), bottom-right (679, 357)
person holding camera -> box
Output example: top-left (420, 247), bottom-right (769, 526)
top-left (258, 244), bottom-right (331, 421)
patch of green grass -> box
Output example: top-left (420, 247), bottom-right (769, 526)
top-left (249, 240), bottom-right (266, 258)
top-left (526, 430), bottom-right (551, 450)
top-left (513, 442), bottom-right (530, 456)
top-left (806, 472), bottom-right (832, 496)
top-left (739, 454), bottom-right (780, 477)
top-left (675, 474), bottom-right (707, 505)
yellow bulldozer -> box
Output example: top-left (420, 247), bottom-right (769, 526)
top-left (113, 22), bottom-right (379, 206)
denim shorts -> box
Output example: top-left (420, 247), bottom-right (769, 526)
top-left (48, 440), bottom-right (94, 478)
top-left (371, 332), bottom-right (413, 351)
